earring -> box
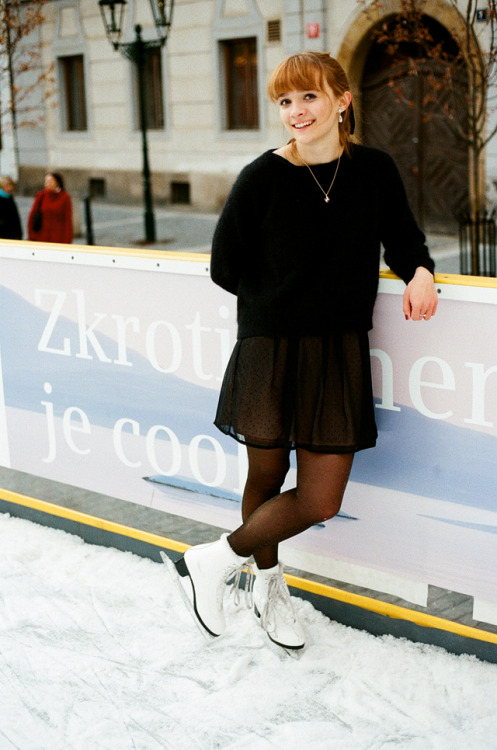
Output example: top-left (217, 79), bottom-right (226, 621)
top-left (338, 110), bottom-right (343, 124)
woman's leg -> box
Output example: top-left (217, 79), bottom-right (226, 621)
top-left (172, 447), bottom-right (353, 640)
top-left (228, 448), bottom-right (354, 558)
top-left (241, 445), bottom-right (291, 570)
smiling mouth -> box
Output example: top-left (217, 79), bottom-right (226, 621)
top-left (293, 120), bottom-right (313, 130)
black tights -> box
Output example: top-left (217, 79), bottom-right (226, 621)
top-left (227, 446), bottom-right (354, 569)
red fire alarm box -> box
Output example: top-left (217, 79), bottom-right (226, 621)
top-left (306, 22), bottom-right (320, 39)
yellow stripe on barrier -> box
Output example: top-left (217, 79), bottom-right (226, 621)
top-left (5, 238), bottom-right (497, 284)
top-left (4, 237), bottom-right (497, 284)
top-left (284, 573), bottom-right (497, 645)
top-left (1, 486), bottom-right (497, 648)
top-left (380, 267), bottom-right (497, 289)
top-left (0, 238), bottom-right (209, 263)
top-left (0, 487), bottom-right (188, 554)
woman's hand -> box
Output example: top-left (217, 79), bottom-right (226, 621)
top-left (403, 267), bottom-right (438, 321)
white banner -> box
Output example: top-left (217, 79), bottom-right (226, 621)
top-left (1, 241), bottom-right (496, 612)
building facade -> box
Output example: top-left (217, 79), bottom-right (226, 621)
top-left (11, 0), bottom-right (497, 232)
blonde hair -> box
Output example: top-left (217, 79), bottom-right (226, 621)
top-left (267, 52), bottom-right (355, 155)
top-left (0, 175), bottom-right (14, 191)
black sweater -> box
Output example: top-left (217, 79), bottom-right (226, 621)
top-left (210, 144), bottom-right (434, 338)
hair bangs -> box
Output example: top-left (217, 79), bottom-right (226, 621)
top-left (267, 56), bottom-right (326, 101)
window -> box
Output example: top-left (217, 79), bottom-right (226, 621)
top-left (60, 55), bottom-right (87, 132)
top-left (222, 38), bottom-right (259, 130)
top-left (133, 48), bottom-right (164, 130)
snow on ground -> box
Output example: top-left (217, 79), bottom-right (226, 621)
top-left (0, 513), bottom-right (496, 750)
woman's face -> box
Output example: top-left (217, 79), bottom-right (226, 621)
top-left (1, 179), bottom-right (14, 194)
top-left (44, 174), bottom-right (59, 191)
top-left (277, 80), bottom-right (350, 148)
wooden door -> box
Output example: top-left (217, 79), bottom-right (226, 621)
top-left (361, 63), bottom-right (468, 234)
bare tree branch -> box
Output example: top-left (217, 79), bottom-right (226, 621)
top-left (0, 0), bottom-right (55, 128)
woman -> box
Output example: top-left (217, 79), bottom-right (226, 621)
top-left (167, 52), bottom-right (438, 651)
top-left (0, 176), bottom-right (22, 240)
top-left (27, 172), bottom-right (73, 244)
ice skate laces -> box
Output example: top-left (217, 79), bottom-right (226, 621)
top-left (229, 562), bottom-right (254, 609)
top-left (260, 572), bottom-right (297, 629)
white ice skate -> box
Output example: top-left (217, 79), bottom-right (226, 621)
top-left (253, 562), bottom-right (305, 653)
top-left (161, 534), bottom-right (248, 639)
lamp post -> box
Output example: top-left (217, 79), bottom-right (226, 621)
top-left (98, 0), bottom-right (174, 243)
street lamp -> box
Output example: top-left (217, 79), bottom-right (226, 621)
top-left (99, 0), bottom-right (174, 243)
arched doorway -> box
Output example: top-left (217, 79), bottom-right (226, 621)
top-left (360, 16), bottom-right (469, 234)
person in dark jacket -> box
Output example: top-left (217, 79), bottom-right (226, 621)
top-left (27, 172), bottom-right (73, 244)
top-left (0, 176), bottom-right (22, 240)
top-left (166, 52), bottom-right (438, 652)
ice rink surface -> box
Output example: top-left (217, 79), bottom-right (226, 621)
top-left (1, 513), bottom-right (496, 750)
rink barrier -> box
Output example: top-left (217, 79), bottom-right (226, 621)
top-left (2, 239), bottom-right (497, 660)
top-left (2, 486), bottom-right (497, 665)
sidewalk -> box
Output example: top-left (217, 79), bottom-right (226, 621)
top-left (16, 196), bottom-right (218, 255)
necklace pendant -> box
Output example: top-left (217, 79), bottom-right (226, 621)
top-left (324, 196), bottom-right (330, 203)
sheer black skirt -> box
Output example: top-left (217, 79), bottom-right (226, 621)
top-left (214, 332), bottom-right (377, 454)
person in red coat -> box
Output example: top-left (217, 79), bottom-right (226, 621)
top-left (27, 172), bottom-right (73, 244)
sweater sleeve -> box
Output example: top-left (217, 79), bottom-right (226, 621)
top-left (210, 159), bottom-right (266, 295)
top-left (379, 152), bottom-right (435, 283)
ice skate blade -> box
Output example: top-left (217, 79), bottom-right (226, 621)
top-left (265, 635), bottom-right (303, 659)
top-left (160, 551), bottom-right (216, 643)
top-left (269, 636), bottom-right (303, 659)
top-left (254, 607), bottom-right (304, 658)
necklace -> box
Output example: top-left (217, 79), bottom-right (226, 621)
top-left (293, 142), bottom-right (341, 203)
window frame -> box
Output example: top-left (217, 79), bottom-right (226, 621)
top-left (221, 37), bottom-right (259, 131)
top-left (58, 53), bottom-right (88, 133)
